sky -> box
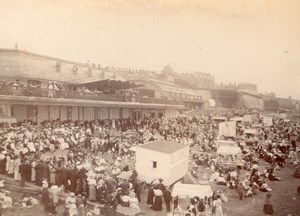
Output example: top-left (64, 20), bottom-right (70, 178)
top-left (0, 0), bottom-right (299, 98)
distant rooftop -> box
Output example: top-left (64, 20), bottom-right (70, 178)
top-left (139, 140), bottom-right (186, 154)
top-left (0, 48), bottom-right (125, 84)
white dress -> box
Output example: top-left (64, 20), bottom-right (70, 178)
top-left (14, 158), bottom-right (21, 180)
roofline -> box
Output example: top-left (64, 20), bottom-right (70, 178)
top-left (0, 48), bottom-right (103, 71)
top-left (137, 140), bottom-right (188, 154)
top-left (240, 91), bottom-right (262, 99)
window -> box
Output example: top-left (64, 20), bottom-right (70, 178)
top-left (152, 161), bottom-right (157, 168)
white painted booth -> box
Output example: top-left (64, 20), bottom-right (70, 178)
top-left (218, 121), bottom-right (236, 137)
top-left (135, 140), bottom-right (189, 186)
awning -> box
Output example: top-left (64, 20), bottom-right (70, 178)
top-left (171, 183), bottom-right (213, 199)
top-left (215, 140), bottom-right (238, 148)
top-left (217, 146), bottom-right (241, 155)
top-left (244, 129), bottom-right (257, 134)
top-left (0, 113), bottom-right (17, 123)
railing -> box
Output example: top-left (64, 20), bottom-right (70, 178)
top-left (136, 97), bottom-right (184, 105)
top-left (0, 86), bottom-right (183, 106)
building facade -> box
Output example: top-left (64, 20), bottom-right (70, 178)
top-left (0, 49), bottom-right (184, 124)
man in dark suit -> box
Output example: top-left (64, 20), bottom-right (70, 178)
top-left (164, 186), bottom-right (172, 212)
top-left (19, 160), bottom-right (27, 187)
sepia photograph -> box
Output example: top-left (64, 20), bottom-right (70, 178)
top-left (0, 0), bottom-right (299, 215)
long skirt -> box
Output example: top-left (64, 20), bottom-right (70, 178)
top-left (215, 206), bottom-right (224, 216)
top-left (146, 189), bottom-right (154, 205)
top-left (88, 185), bottom-right (97, 201)
top-left (14, 170), bottom-right (21, 181)
top-left (41, 188), bottom-right (50, 205)
top-left (50, 173), bottom-right (56, 185)
top-left (31, 168), bottom-right (36, 182)
top-left (263, 204), bottom-right (274, 214)
top-left (153, 196), bottom-right (162, 211)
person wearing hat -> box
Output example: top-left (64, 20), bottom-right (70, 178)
top-left (35, 160), bottom-right (45, 186)
top-left (263, 191), bottom-right (274, 215)
top-left (212, 194), bottom-right (224, 216)
top-left (87, 174), bottom-right (97, 202)
top-left (76, 194), bottom-right (86, 216)
top-left (41, 179), bottom-right (50, 205)
top-left (129, 191), bottom-right (141, 212)
top-left (0, 151), bottom-right (6, 174)
top-left (47, 81), bottom-right (54, 98)
top-left (152, 185), bottom-right (163, 211)
top-left (119, 178), bottom-right (130, 196)
top-left (65, 192), bottom-right (76, 207)
top-left (19, 159), bottom-right (28, 187)
top-left (163, 186), bottom-right (172, 212)
top-left (157, 178), bottom-right (166, 194)
top-left (96, 179), bottom-right (106, 204)
top-left (50, 184), bottom-right (63, 206)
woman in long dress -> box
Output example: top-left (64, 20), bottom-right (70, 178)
top-left (41, 180), bottom-right (50, 205)
top-left (7, 155), bottom-right (15, 176)
top-left (213, 196), bottom-right (224, 216)
top-left (146, 185), bottom-right (154, 207)
top-left (13, 157), bottom-right (21, 181)
top-left (88, 176), bottom-right (97, 201)
top-left (263, 191), bottom-right (274, 215)
top-left (31, 160), bottom-right (36, 182)
top-left (153, 186), bottom-right (163, 211)
top-left (49, 165), bottom-right (56, 185)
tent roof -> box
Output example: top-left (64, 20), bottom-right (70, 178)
top-left (230, 117), bottom-right (243, 122)
top-left (215, 140), bottom-right (238, 147)
top-left (171, 183), bottom-right (213, 199)
top-left (252, 123), bottom-right (263, 128)
top-left (217, 146), bottom-right (241, 155)
top-left (138, 140), bottom-right (186, 154)
top-left (0, 113), bottom-right (17, 123)
top-left (244, 129), bottom-right (257, 134)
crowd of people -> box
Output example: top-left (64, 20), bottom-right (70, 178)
top-left (190, 115), bottom-right (300, 215)
top-left (0, 113), bottom-right (298, 215)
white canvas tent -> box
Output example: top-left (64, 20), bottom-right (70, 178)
top-left (217, 146), bottom-right (243, 166)
top-left (263, 116), bottom-right (273, 126)
top-left (172, 183), bottom-right (213, 199)
top-left (218, 121), bottom-right (236, 137)
top-left (243, 115), bottom-right (253, 123)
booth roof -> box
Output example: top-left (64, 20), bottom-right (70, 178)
top-left (215, 140), bottom-right (238, 147)
top-left (139, 140), bottom-right (186, 154)
top-left (244, 129), bottom-right (257, 134)
top-left (230, 117), bottom-right (243, 121)
top-left (217, 146), bottom-right (241, 155)
top-left (171, 183), bottom-right (213, 199)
